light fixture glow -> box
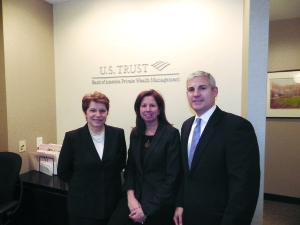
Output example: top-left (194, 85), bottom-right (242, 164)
top-left (293, 73), bottom-right (300, 83)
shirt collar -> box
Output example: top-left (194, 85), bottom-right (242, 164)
top-left (194, 105), bottom-right (216, 124)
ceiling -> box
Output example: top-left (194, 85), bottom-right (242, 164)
top-left (44, 0), bottom-right (300, 21)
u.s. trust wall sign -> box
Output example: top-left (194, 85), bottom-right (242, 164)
top-left (91, 61), bottom-right (180, 85)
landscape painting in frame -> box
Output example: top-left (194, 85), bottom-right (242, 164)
top-left (267, 70), bottom-right (300, 117)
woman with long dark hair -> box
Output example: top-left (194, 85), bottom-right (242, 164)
top-left (108, 89), bottom-right (181, 225)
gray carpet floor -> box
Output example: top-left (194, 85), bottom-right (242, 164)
top-left (263, 200), bottom-right (300, 225)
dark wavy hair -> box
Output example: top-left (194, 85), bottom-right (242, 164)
top-left (82, 91), bottom-right (110, 113)
top-left (132, 89), bottom-right (170, 136)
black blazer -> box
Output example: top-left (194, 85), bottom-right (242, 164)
top-left (57, 124), bottom-right (127, 219)
top-left (122, 122), bottom-right (181, 216)
top-left (177, 106), bottom-right (260, 225)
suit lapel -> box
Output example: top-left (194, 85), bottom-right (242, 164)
top-left (182, 117), bottom-right (194, 172)
top-left (189, 107), bottom-right (223, 172)
top-left (142, 122), bottom-right (166, 169)
top-left (102, 125), bottom-right (115, 162)
top-left (81, 124), bottom-right (103, 162)
top-left (102, 125), bottom-right (109, 161)
top-left (132, 135), bottom-right (143, 170)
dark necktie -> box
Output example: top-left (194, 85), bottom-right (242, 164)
top-left (189, 118), bottom-right (201, 169)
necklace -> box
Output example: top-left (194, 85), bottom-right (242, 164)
top-left (92, 134), bottom-right (104, 143)
top-left (144, 134), bottom-right (154, 148)
top-left (89, 127), bottom-right (105, 143)
top-left (145, 139), bottom-right (150, 148)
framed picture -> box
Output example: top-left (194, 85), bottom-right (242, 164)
top-left (267, 70), bottom-right (300, 117)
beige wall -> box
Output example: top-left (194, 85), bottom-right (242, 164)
top-left (0, 1), bottom-right (9, 153)
top-left (53, 0), bottom-right (245, 145)
top-left (53, 2), bottom-right (268, 224)
top-left (268, 18), bottom-right (300, 72)
top-left (265, 119), bottom-right (300, 197)
top-left (265, 17), bottom-right (300, 198)
top-left (1, 0), bottom-right (56, 174)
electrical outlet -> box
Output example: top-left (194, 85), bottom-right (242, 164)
top-left (19, 140), bottom-right (26, 152)
top-left (37, 137), bottom-right (43, 148)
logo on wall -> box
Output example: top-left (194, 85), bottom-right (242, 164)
top-left (91, 61), bottom-right (180, 85)
top-left (151, 61), bottom-right (170, 71)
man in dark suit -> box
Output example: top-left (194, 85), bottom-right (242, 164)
top-left (174, 71), bottom-right (260, 225)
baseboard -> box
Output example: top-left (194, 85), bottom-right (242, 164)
top-left (264, 193), bottom-right (300, 205)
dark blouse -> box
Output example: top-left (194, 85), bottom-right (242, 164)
top-left (140, 135), bottom-right (154, 166)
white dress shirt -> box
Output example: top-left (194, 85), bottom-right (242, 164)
top-left (187, 105), bottom-right (216, 158)
top-left (91, 128), bottom-right (105, 160)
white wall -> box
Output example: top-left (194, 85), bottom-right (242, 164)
top-left (54, 0), bottom-right (243, 144)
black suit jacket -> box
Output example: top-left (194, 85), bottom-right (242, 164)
top-left (122, 122), bottom-right (181, 216)
top-left (57, 124), bottom-right (127, 219)
top-left (177, 106), bottom-right (260, 225)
